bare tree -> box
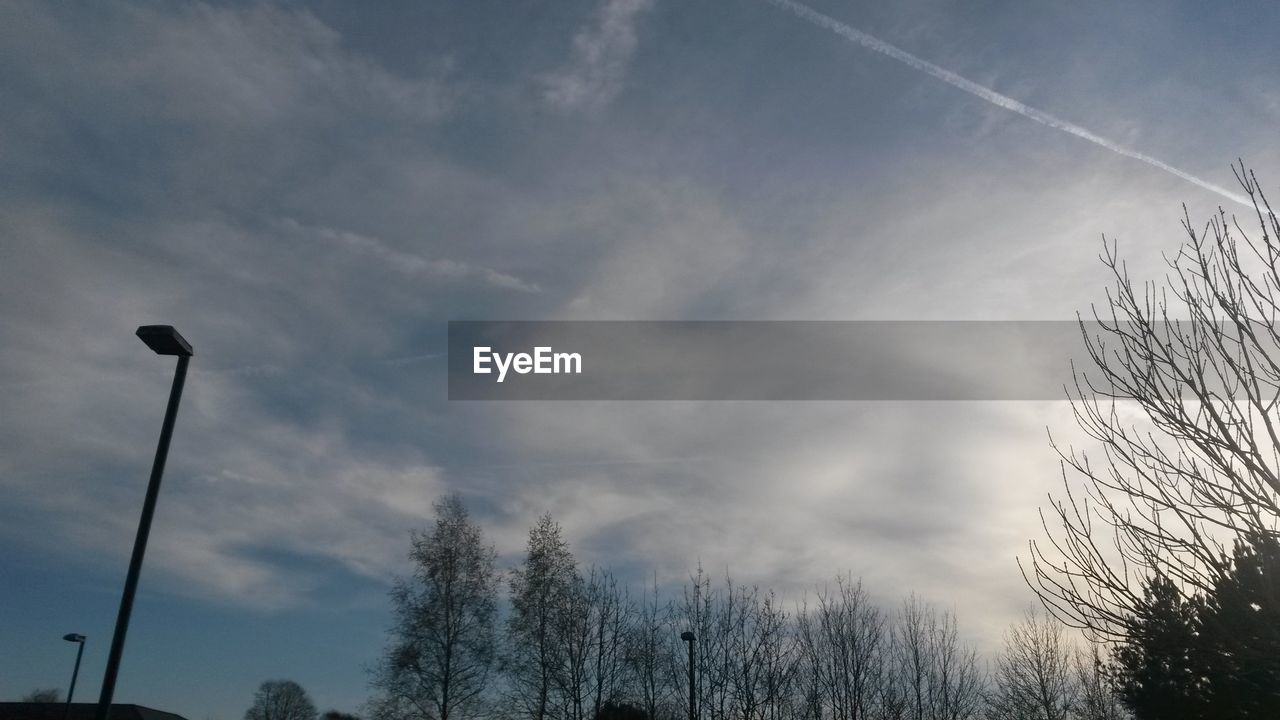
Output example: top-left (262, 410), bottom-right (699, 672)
top-left (554, 567), bottom-right (637, 720)
top-left (725, 586), bottom-right (797, 720)
top-left (21, 689), bottom-right (61, 703)
top-left (893, 595), bottom-right (984, 720)
top-left (587, 570), bottom-right (635, 717)
top-left (1025, 164), bottom-right (1280, 641)
top-left (678, 567), bottom-right (727, 720)
top-left (796, 576), bottom-right (890, 720)
top-left (507, 514), bottom-right (579, 720)
top-left (246, 680), bottom-right (319, 720)
top-left (370, 494), bottom-right (498, 720)
top-left (558, 569), bottom-right (593, 720)
top-left (625, 574), bottom-right (678, 720)
top-left (1072, 645), bottom-right (1127, 720)
top-left (985, 611), bottom-right (1075, 720)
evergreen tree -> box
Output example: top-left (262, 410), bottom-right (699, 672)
top-left (1112, 536), bottom-right (1280, 718)
top-left (1110, 574), bottom-right (1207, 719)
top-left (1197, 535), bottom-right (1280, 716)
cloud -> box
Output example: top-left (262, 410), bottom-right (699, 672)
top-left (11, 403), bottom-right (448, 610)
top-left (110, 2), bottom-right (449, 127)
top-left (0, 0), bottom-right (453, 221)
top-left (766, 0), bottom-right (1252, 208)
top-left (556, 177), bottom-right (749, 318)
top-left (0, 208), bottom-right (452, 608)
top-left (152, 430), bottom-right (447, 609)
top-left (443, 142), bottom-right (1221, 649)
top-left (280, 218), bottom-right (542, 293)
top-left (542, 0), bottom-right (655, 111)
top-left (469, 398), bottom-right (1077, 650)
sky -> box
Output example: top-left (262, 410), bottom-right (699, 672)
top-left (2, 0), bottom-right (1279, 717)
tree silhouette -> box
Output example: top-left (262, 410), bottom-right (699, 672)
top-left (506, 514), bottom-right (579, 720)
top-left (1109, 575), bottom-right (1207, 719)
top-left (794, 575), bottom-right (889, 720)
top-left (370, 494), bottom-right (498, 720)
top-left (1111, 534), bottom-right (1280, 718)
top-left (245, 680), bottom-right (318, 720)
top-left (1109, 533), bottom-right (1280, 718)
top-left (986, 610), bottom-right (1075, 720)
top-left (1197, 534), bottom-right (1280, 715)
top-left (893, 594), bottom-right (984, 720)
top-left (591, 701), bottom-right (647, 720)
top-left (1073, 644), bottom-right (1127, 720)
top-left (1026, 164), bottom-right (1280, 645)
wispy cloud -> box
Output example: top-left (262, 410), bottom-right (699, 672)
top-left (767, 0), bottom-right (1252, 208)
top-left (383, 352), bottom-right (444, 367)
top-left (542, 0), bottom-right (655, 111)
top-left (281, 218), bottom-right (542, 293)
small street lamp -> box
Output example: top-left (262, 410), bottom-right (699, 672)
top-left (680, 631), bottom-right (696, 720)
top-left (62, 633), bottom-right (86, 720)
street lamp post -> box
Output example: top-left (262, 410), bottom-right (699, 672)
top-left (62, 633), bottom-right (86, 720)
top-left (680, 631), bottom-right (696, 720)
top-left (95, 326), bottom-right (193, 720)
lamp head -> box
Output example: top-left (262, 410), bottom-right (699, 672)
top-left (63, 633), bottom-right (85, 643)
top-left (136, 325), bottom-right (193, 357)
top-left (680, 631), bottom-right (695, 642)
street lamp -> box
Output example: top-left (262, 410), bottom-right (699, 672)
top-left (680, 631), bottom-right (696, 720)
top-left (62, 634), bottom-right (86, 720)
top-left (95, 326), bottom-right (193, 720)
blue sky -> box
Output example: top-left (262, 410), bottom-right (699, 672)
top-left (2, 0), bottom-right (1278, 717)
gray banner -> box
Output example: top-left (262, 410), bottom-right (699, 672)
top-left (446, 320), bottom-right (1208, 401)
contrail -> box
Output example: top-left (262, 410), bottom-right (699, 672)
top-left (767, 0), bottom-right (1251, 208)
